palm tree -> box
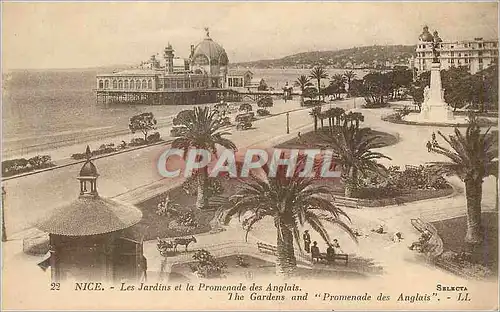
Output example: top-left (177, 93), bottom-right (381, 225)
top-left (309, 106), bottom-right (321, 132)
top-left (324, 125), bottom-right (391, 197)
top-left (429, 117), bottom-right (498, 246)
top-left (344, 112), bottom-right (365, 129)
top-left (327, 107), bottom-right (345, 128)
top-left (309, 66), bottom-right (329, 101)
top-left (172, 107), bottom-right (236, 209)
top-left (344, 70), bottom-right (357, 97)
top-left (219, 162), bottom-right (357, 276)
top-left (330, 74), bottom-right (347, 100)
top-left (295, 75), bottom-right (313, 106)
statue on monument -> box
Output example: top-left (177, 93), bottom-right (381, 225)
top-left (431, 30), bottom-right (442, 63)
top-left (418, 25), bottom-right (434, 42)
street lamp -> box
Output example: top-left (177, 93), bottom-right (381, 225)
top-left (2, 186), bottom-right (6, 242)
top-left (286, 112), bottom-right (290, 134)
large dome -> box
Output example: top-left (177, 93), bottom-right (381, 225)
top-left (191, 36), bottom-right (229, 66)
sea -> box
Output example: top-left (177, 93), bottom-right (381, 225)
top-left (2, 68), bottom-right (368, 159)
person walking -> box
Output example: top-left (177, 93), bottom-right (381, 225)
top-left (303, 230), bottom-right (311, 253)
top-left (426, 140), bottom-right (432, 152)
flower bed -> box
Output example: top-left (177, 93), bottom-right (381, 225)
top-left (2, 155), bottom-right (55, 177)
top-left (431, 212), bottom-right (498, 279)
top-left (382, 113), bottom-right (497, 127)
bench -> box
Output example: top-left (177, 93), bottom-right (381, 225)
top-left (334, 195), bottom-right (361, 209)
top-left (257, 242), bottom-right (278, 256)
top-left (312, 252), bottom-right (349, 266)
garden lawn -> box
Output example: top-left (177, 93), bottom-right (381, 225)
top-left (276, 127), bottom-right (399, 149)
top-left (431, 212), bottom-right (498, 274)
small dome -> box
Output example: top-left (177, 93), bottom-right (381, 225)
top-left (80, 161), bottom-right (98, 177)
top-left (191, 37), bottom-right (229, 67)
top-left (35, 196), bottom-right (142, 236)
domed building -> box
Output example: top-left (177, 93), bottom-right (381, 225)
top-left (96, 28), bottom-right (239, 105)
top-left (190, 27), bottom-right (229, 87)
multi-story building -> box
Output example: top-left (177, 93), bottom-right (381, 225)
top-left (414, 26), bottom-right (498, 75)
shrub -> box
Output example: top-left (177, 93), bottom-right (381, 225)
top-left (256, 109), bottom-right (270, 116)
top-left (129, 137), bottom-right (146, 146)
top-left (178, 211), bottom-right (197, 227)
top-left (190, 249), bottom-right (227, 278)
top-left (147, 132), bottom-right (161, 143)
top-left (303, 99), bottom-right (323, 107)
top-left (28, 155), bottom-right (53, 169)
top-left (182, 176), bottom-right (223, 197)
top-left (2, 155), bottom-right (54, 177)
top-left (155, 197), bottom-right (180, 217)
top-left (235, 255), bottom-right (250, 268)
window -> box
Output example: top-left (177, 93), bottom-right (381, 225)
top-left (142, 80), bottom-right (147, 89)
top-left (451, 52), bottom-right (454, 57)
top-left (479, 58), bottom-right (483, 64)
top-left (99, 80), bottom-right (103, 89)
top-left (118, 80), bottom-right (123, 89)
top-left (228, 78), bottom-right (233, 87)
top-left (136, 80), bottom-right (141, 89)
top-left (148, 80), bottom-right (152, 89)
top-left (112, 80), bottom-right (117, 89)
top-left (479, 43), bottom-right (483, 48)
top-left (104, 80), bottom-right (109, 89)
top-left (451, 45), bottom-right (454, 49)
top-left (130, 80), bottom-right (134, 89)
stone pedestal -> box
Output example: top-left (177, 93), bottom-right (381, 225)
top-left (418, 62), bottom-right (454, 122)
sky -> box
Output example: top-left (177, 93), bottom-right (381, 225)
top-left (2, 2), bottom-right (498, 69)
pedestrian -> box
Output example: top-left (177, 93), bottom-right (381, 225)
top-left (142, 255), bottom-right (148, 282)
top-left (431, 132), bottom-right (436, 142)
top-left (331, 239), bottom-right (344, 254)
top-left (426, 141), bottom-right (432, 152)
top-left (310, 241), bottom-right (320, 262)
top-left (303, 230), bottom-right (311, 253)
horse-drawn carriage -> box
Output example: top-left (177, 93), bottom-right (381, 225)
top-left (157, 236), bottom-right (198, 256)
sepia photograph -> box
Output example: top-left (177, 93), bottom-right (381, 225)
top-left (1, 1), bottom-right (499, 310)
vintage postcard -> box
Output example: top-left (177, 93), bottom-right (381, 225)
top-left (1, 1), bottom-right (498, 310)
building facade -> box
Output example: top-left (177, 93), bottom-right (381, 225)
top-left (95, 29), bottom-right (239, 105)
top-left (414, 26), bottom-right (498, 75)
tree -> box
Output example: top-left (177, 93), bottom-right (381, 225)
top-left (219, 160), bottom-right (357, 276)
top-left (441, 67), bottom-right (473, 112)
top-left (325, 74), bottom-right (346, 100)
top-left (172, 107), bottom-right (236, 209)
top-left (428, 116), bottom-right (498, 246)
top-left (387, 69), bottom-right (413, 100)
top-left (362, 72), bottom-right (392, 106)
top-left (343, 70), bottom-right (357, 97)
top-left (295, 75), bottom-right (313, 106)
top-left (309, 66), bottom-right (329, 101)
top-left (129, 112), bottom-right (157, 141)
top-left (295, 75), bottom-right (313, 93)
top-left (173, 110), bottom-right (195, 126)
top-left (345, 112), bottom-right (364, 129)
top-left (239, 103), bottom-right (253, 112)
top-left (309, 106), bottom-right (321, 132)
top-left (257, 96), bottom-right (274, 109)
top-left (324, 125), bottom-right (391, 197)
